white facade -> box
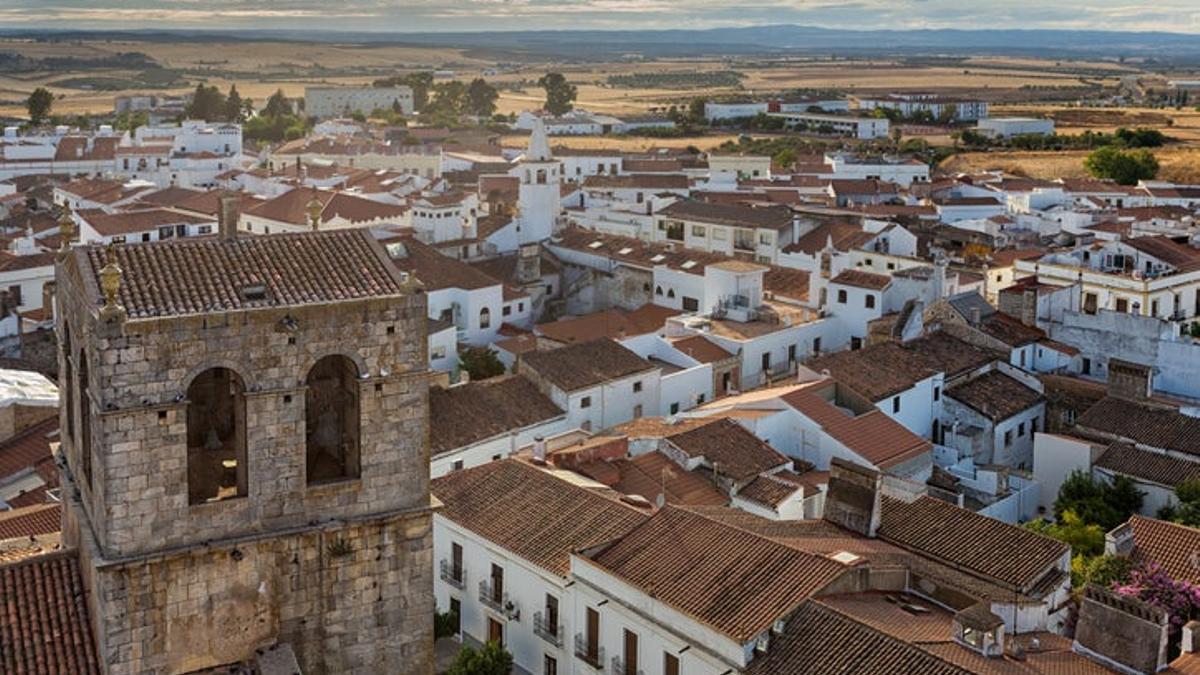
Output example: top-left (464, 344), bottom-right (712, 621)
top-left (430, 415), bottom-right (571, 478)
top-left (769, 112), bottom-right (890, 139)
top-left (305, 86), bottom-right (414, 118)
top-left (515, 119), bottom-right (563, 245)
top-left (549, 370), bottom-right (661, 433)
top-left (978, 118), bottom-right (1055, 139)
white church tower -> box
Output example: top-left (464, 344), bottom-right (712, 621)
top-left (516, 117), bottom-right (561, 244)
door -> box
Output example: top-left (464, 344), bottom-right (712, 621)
top-left (586, 607), bottom-right (600, 661)
top-left (664, 653), bottom-right (680, 675)
top-left (449, 598), bottom-right (461, 635)
top-left (488, 617), bottom-right (504, 646)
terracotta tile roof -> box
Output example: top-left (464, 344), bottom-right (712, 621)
top-left (737, 473), bottom-right (803, 508)
top-left (808, 332), bottom-right (999, 402)
top-left (583, 174), bottom-right (689, 190)
top-left (535, 305), bottom-right (679, 344)
top-left (989, 248), bottom-right (1046, 267)
top-left (879, 496), bottom-right (1067, 591)
top-left (978, 311), bottom-right (1044, 347)
top-left (1124, 236), bottom-right (1200, 271)
top-left (431, 459), bottom-right (648, 576)
top-left (1038, 338), bottom-right (1079, 357)
top-left (611, 415), bottom-right (714, 438)
top-left (0, 418), bottom-right (57, 483)
top-left (830, 269), bottom-right (891, 290)
top-left (77, 208), bottom-right (212, 237)
top-left (670, 335), bottom-right (734, 363)
top-left (0, 551), bottom-right (100, 674)
top-left (428, 376), bottom-right (564, 456)
top-left (71, 229), bottom-right (407, 319)
top-left (246, 188), bottom-right (407, 227)
top-left (763, 266), bottom-right (811, 301)
top-left (0, 504), bottom-right (61, 540)
top-left (1095, 442), bottom-right (1200, 489)
top-left (1128, 515), bottom-right (1200, 583)
top-left (784, 222), bottom-right (874, 255)
top-left (0, 251), bottom-right (55, 274)
top-left (520, 338), bottom-right (656, 392)
top-left (665, 418), bottom-right (789, 482)
top-left (746, 600), bottom-right (970, 675)
top-left (783, 383), bottom-right (931, 469)
top-left (576, 451), bottom-right (727, 507)
top-left (622, 159), bottom-right (683, 173)
top-left (1075, 396), bottom-right (1200, 457)
top-left (588, 506), bottom-right (847, 642)
top-left (658, 200), bottom-right (794, 231)
top-left (388, 235), bottom-right (499, 291)
top-left (54, 136), bottom-right (118, 162)
top-left (135, 186), bottom-right (204, 208)
top-left (946, 371), bottom-right (1044, 422)
top-left (173, 190), bottom-right (266, 217)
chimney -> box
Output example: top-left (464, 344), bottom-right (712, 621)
top-left (1107, 359), bottom-right (1152, 401)
top-left (968, 306), bottom-right (981, 326)
top-left (1184, 621), bottom-right (1200, 654)
top-left (218, 194), bottom-right (240, 241)
top-left (822, 458), bottom-right (882, 538)
top-left (1073, 585), bottom-right (1169, 674)
top-left (1104, 521), bottom-right (1136, 557)
top-left (517, 243), bottom-right (541, 284)
top-left (531, 436), bottom-right (546, 465)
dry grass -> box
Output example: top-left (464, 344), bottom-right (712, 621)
top-left (498, 132), bottom-right (740, 153)
top-left (939, 147), bottom-right (1200, 183)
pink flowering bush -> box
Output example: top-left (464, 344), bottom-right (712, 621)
top-left (1114, 563), bottom-right (1200, 642)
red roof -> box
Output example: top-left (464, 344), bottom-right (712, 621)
top-left (0, 551), bottom-right (100, 674)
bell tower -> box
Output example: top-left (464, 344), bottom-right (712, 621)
top-left (56, 226), bottom-right (435, 674)
top-left (516, 117), bottom-right (561, 244)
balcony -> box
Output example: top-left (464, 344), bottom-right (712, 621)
top-left (533, 611), bottom-right (563, 647)
top-left (574, 633), bottom-right (605, 669)
top-left (439, 560), bottom-right (465, 589)
top-left (610, 656), bottom-right (645, 675)
top-left (477, 580), bottom-right (520, 620)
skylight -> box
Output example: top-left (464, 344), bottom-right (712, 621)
top-left (650, 254), bottom-right (666, 263)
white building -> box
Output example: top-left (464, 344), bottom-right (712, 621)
top-left (856, 93), bottom-right (989, 121)
top-left (768, 112), bottom-right (890, 139)
top-left (513, 118), bottom-right (563, 246)
top-left (304, 86), bottom-right (414, 118)
top-left (978, 117), bottom-right (1055, 139)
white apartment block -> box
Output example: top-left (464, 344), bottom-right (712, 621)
top-left (304, 86), bottom-right (415, 118)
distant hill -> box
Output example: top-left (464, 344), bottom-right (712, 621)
top-left (5, 25), bottom-right (1200, 61)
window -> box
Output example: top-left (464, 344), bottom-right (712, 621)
top-left (518, 302), bottom-right (524, 312)
top-left (1018, 422), bottom-right (1026, 437)
top-left (758, 232), bottom-right (772, 245)
top-left (502, 305), bottom-right (512, 317)
top-left (633, 404), bottom-right (643, 418)
top-left (667, 289), bottom-right (676, 299)
top-left (545, 595), bottom-right (559, 637)
top-left (305, 355), bottom-right (361, 484)
top-left (62, 325), bottom-right (73, 441)
top-left (623, 629), bottom-right (639, 675)
top-left (633, 381), bottom-right (642, 393)
top-left (837, 289), bottom-right (847, 304)
top-left (669, 402), bottom-right (680, 415)
top-left (892, 396), bottom-right (901, 413)
top-left (198, 225), bottom-right (212, 235)
top-left (1032, 418), bottom-right (1039, 434)
top-left (865, 294), bottom-right (876, 309)
top-left (934, 386), bottom-right (940, 402)
top-left (544, 655), bottom-right (558, 675)
top-left (851, 337), bottom-right (863, 351)
top-left (584, 607), bottom-right (601, 665)
top-left (580, 396), bottom-right (592, 409)
top-left (1005, 429), bottom-right (1013, 446)
top-left (431, 346), bottom-right (446, 360)
top-left (1020, 349), bottom-right (1026, 368)
top-left (1082, 357), bottom-right (1092, 375)
top-left (110, 236), bottom-right (126, 245)
top-left (761, 352), bottom-right (771, 372)
top-left (186, 368), bottom-right (247, 504)
top-left (664, 653), bottom-right (680, 675)
top-left (691, 225), bottom-right (706, 237)
top-left (788, 345), bottom-right (796, 363)
top-left (682, 296), bottom-right (699, 312)
top-left (452, 459), bottom-right (464, 471)
top-left (490, 563), bottom-right (504, 603)
top-left (1115, 298), bottom-right (1129, 313)
top-left (479, 307), bottom-right (491, 329)
top-left (451, 542), bottom-right (463, 582)
top-left (812, 337), bottom-right (821, 355)
top-left (655, 285), bottom-right (663, 296)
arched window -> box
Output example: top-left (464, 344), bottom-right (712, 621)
top-left (305, 355), bottom-right (361, 484)
top-left (536, 169), bottom-right (547, 184)
top-left (77, 349), bottom-right (91, 489)
top-left (186, 368), bottom-right (247, 504)
top-left (479, 307), bottom-right (491, 330)
top-left (667, 289), bottom-right (676, 299)
top-left (62, 324), bottom-right (73, 440)
top-left (655, 286), bottom-right (664, 296)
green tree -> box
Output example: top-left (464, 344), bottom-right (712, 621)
top-left (1084, 146), bottom-right (1159, 185)
top-left (434, 609), bottom-right (460, 639)
top-left (446, 641), bottom-right (513, 675)
top-left (26, 87), bottom-right (54, 125)
top-left (466, 79), bottom-right (499, 117)
top-left (223, 85), bottom-right (244, 123)
top-left (538, 72), bottom-right (577, 116)
top-left (772, 147), bottom-right (797, 169)
top-left (1157, 478), bottom-right (1200, 527)
top-left (114, 110), bottom-right (148, 133)
top-left (459, 347), bottom-right (505, 381)
top-left (406, 72), bottom-right (434, 111)
top-left (1054, 470), bottom-right (1145, 531)
top-left (262, 89), bottom-right (292, 119)
top-left (688, 97), bottom-right (708, 125)
top-left (427, 80), bottom-right (468, 118)
top-left (937, 104), bottom-right (959, 125)
top-left (185, 84), bottom-right (226, 122)
top-left (1073, 554), bottom-right (1134, 587)
top-left (1026, 509), bottom-right (1106, 558)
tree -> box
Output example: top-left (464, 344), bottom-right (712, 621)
top-left (459, 347), bottom-right (505, 381)
top-left (434, 609), bottom-right (459, 639)
top-left (446, 641), bottom-right (513, 675)
top-left (114, 110), bottom-right (148, 133)
top-left (185, 84), bottom-right (226, 122)
top-left (688, 97), bottom-right (708, 125)
top-left (26, 87), bottom-right (53, 125)
top-left (937, 103), bottom-right (959, 125)
top-left (466, 79), bottom-right (499, 118)
top-left (1084, 146), bottom-right (1159, 185)
top-left (224, 85), bottom-right (244, 123)
top-left (1158, 478), bottom-right (1200, 527)
top-left (406, 72), bottom-right (434, 111)
top-left (1054, 470), bottom-right (1145, 532)
top-left (538, 72), bottom-right (577, 116)
top-left (262, 89), bottom-right (292, 119)
top-left (1026, 509), bottom-right (1106, 558)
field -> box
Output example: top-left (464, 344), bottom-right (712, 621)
top-left (940, 147), bottom-right (1200, 184)
top-left (0, 37), bottom-right (1134, 120)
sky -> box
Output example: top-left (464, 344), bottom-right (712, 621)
top-left (1, 0), bottom-right (1199, 34)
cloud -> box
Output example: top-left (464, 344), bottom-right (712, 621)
top-left (0, 0), bottom-right (1198, 33)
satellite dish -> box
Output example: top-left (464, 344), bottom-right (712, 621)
top-left (655, 493), bottom-right (665, 508)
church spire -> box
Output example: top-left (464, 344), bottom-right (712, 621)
top-left (525, 116), bottom-right (552, 163)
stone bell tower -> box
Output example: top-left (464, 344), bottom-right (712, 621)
top-left (55, 220), bottom-right (435, 674)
